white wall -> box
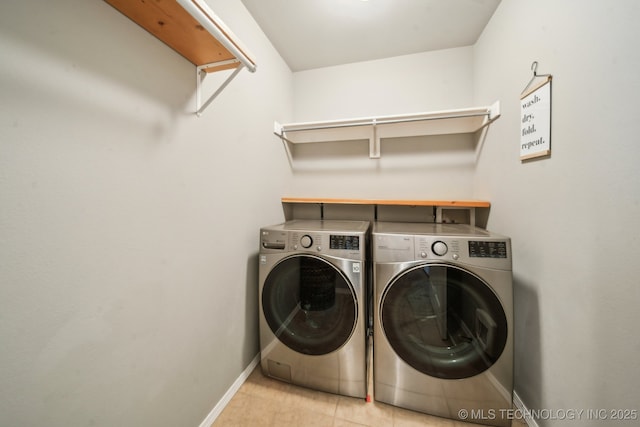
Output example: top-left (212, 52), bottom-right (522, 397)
top-left (473, 0), bottom-right (640, 425)
top-left (289, 47), bottom-right (480, 200)
top-left (0, 1), bottom-right (292, 426)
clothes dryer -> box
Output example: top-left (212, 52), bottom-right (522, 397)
top-left (259, 220), bottom-right (370, 398)
top-left (373, 222), bottom-right (513, 426)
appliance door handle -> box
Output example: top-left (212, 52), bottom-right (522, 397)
top-left (475, 308), bottom-right (498, 357)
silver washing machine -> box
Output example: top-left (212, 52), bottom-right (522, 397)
top-left (373, 222), bottom-right (513, 426)
top-left (259, 220), bottom-right (370, 398)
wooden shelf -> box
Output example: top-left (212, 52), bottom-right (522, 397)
top-left (282, 197), bottom-right (490, 208)
top-left (282, 198), bottom-right (490, 227)
top-left (105, 0), bottom-right (256, 114)
top-left (105, 0), bottom-right (254, 72)
top-left (274, 102), bottom-right (500, 159)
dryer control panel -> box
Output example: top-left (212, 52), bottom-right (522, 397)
top-left (375, 233), bottom-right (510, 270)
top-left (373, 222), bottom-right (511, 270)
top-left (415, 235), bottom-right (510, 265)
top-left (418, 236), bottom-right (510, 270)
top-left (468, 240), bottom-right (508, 258)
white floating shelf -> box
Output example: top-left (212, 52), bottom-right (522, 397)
top-left (274, 102), bottom-right (501, 158)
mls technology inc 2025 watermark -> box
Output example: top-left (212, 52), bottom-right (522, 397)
top-left (458, 408), bottom-right (638, 422)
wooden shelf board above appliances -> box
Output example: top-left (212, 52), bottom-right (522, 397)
top-left (282, 198), bottom-right (491, 227)
top-left (281, 197), bottom-right (490, 208)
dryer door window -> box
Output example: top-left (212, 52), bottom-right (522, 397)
top-left (381, 264), bottom-right (507, 379)
top-left (262, 255), bottom-right (357, 355)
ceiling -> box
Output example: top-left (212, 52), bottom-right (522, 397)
top-left (240, 0), bottom-right (501, 72)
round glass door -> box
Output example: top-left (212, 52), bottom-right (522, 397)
top-left (381, 264), bottom-right (507, 379)
top-left (262, 255), bottom-right (357, 355)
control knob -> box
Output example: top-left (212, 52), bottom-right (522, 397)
top-left (432, 241), bottom-right (448, 256)
top-left (300, 235), bottom-right (313, 248)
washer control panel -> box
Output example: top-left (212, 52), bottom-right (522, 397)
top-left (329, 234), bottom-right (360, 250)
top-left (260, 221), bottom-right (369, 261)
top-left (292, 234), bottom-right (359, 251)
top-left (289, 232), bottom-right (364, 260)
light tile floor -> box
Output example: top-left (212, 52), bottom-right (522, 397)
top-left (211, 366), bottom-right (528, 427)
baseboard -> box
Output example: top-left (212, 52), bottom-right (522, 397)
top-left (513, 391), bottom-right (540, 427)
top-left (198, 353), bottom-right (261, 427)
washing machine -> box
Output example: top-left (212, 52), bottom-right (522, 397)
top-left (259, 219), bottom-right (370, 398)
top-left (373, 222), bottom-right (513, 426)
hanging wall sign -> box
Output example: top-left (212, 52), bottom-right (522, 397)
top-left (520, 64), bottom-right (552, 161)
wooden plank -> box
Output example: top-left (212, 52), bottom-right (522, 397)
top-left (105, 0), bottom-right (236, 67)
top-left (281, 197), bottom-right (490, 208)
top-left (201, 61), bottom-right (241, 73)
top-left (520, 150), bottom-right (551, 161)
